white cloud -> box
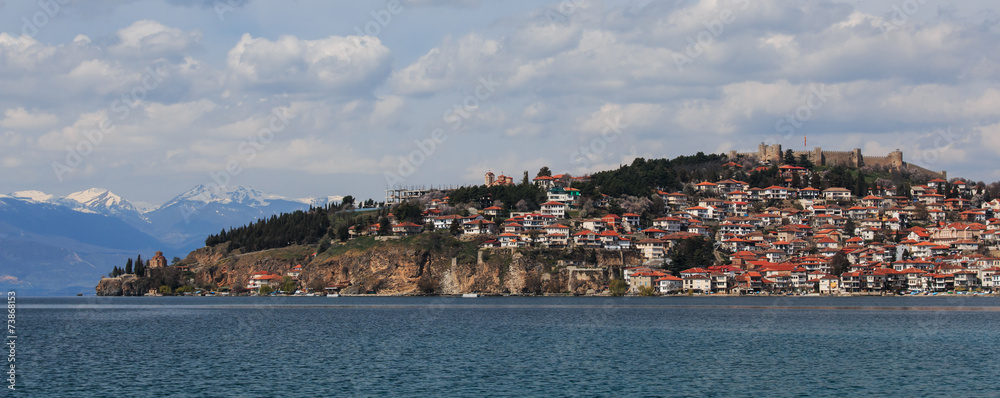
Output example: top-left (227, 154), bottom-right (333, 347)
top-left (226, 33), bottom-right (392, 94)
top-left (110, 20), bottom-right (202, 56)
top-left (0, 107), bottom-right (59, 130)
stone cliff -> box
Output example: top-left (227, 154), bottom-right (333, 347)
top-left (99, 233), bottom-right (643, 296)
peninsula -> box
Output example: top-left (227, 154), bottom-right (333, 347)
top-left (97, 149), bottom-right (1000, 296)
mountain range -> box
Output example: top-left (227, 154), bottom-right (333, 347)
top-left (0, 185), bottom-right (342, 295)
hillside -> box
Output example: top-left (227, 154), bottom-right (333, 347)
top-left (99, 233), bottom-right (641, 296)
top-left (97, 150), bottom-right (1000, 297)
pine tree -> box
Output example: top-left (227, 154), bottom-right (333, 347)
top-left (125, 258), bottom-right (133, 274)
top-left (135, 260), bottom-right (145, 277)
top-left (450, 219), bottom-right (461, 236)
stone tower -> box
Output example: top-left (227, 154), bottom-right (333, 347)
top-left (888, 149), bottom-right (903, 168)
top-left (485, 171), bottom-right (495, 186)
top-left (850, 148), bottom-right (863, 167)
top-left (812, 147), bottom-right (824, 166)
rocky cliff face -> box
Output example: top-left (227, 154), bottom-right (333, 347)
top-left (95, 275), bottom-right (144, 296)
top-left (101, 235), bottom-right (643, 296)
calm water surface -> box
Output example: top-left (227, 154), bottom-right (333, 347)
top-left (15, 296), bottom-right (1000, 397)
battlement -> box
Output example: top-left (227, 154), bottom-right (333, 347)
top-left (730, 143), bottom-right (936, 177)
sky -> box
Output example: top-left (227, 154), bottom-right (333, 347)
top-left (2, 0), bottom-right (1000, 205)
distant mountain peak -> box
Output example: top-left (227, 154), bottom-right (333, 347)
top-left (65, 188), bottom-right (122, 207)
top-left (164, 184), bottom-right (270, 207)
top-left (10, 190), bottom-right (58, 203)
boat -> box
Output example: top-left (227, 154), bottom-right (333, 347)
top-left (327, 293), bottom-right (340, 297)
top-left (462, 293), bottom-right (479, 298)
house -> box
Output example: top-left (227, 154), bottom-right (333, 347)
top-left (656, 275), bottom-right (684, 294)
top-left (540, 201), bottom-right (567, 218)
top-left (433, 215), bottom-right (464, 230)
top-left (533, 175), bottom-right (556, 189)
top-left (247, 272), bottom-right (282, 290)
top-left (483, 206), bottom-right (503, 218)
top-left (823, 187), bottom-right (853, 201)
top-left (498, 233), bottom-right (522, 248)
top-left (392, 222), bottom-right (423, 236)
top-left (763, 186), bottom-right (789, 200)
top-left (462, 219), bottom-right (496, 235)
top-left (573, 230), bottom-right (600, 248)
top-left (653, 217), bottom-right (685, 232)
top-left (636, 239), bottom-right (667, 260)
top-left (695, 181), bottom-right (719, 193)
top-left (683, 275), bottom-right (712, 292)
top-left (622, 213), bottom-right (641, 231)
top-left (630, 270), bottom-right (668, 293)
top-left (581, 219), bottom-right (608, 232)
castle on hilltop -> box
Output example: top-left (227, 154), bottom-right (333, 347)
top-left (729, 143), bottom-right (946, 179)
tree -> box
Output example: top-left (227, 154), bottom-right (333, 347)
top-left (308, 278), bottom-right (326, 293)
top-left (392, 201), bottom-right (423, 224)
top-left (522, 171), bottom-right (529, 185)
top-left (649, 194), bottom-right (666, 216)
top-left (135, 260), bottom-right (146, 277)
top-left (810, 173), bottom-right (823, 189)
top-left (341, 195), bottom-right (355, 209)
top-left (784, 149), bottom-right (796, 166)
top-left (668, 237), bottom-right (715, 275)
top-left (844, 219), bottom-right (856, 236)
top-left (125, 258), bottom-right (133, 275)
top-left (537, 167), bottom-right (552, 178)
top-left (798, 154), bottom-right (814, 169)
top-left (417, 277), bottom-right (439, 294)
top-left (829, 251), bottom-right (850, 276)
top-left (608, 199), bottom-right (623, 215)
top-left (378, 217), bottom-right (391, 236)
top-left (336, 224), bottom-right (350, 242)
top-left (450, 219), bottom-right (462, 236)
top-left (638, 286), bottom-right (658, 296)
top-left (171, 257), bottom-right (181, 265)
top-left (259, 285), bottom-right (274, 295)
top-left (609, 279), bottom-right (629, 296)
top-left (281, 276), bottom-right (297, 293)
top-left (158, 285), bottom-right (172, 295)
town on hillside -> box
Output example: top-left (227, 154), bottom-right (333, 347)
top-left (106, 149), bottom-right (1000, 296)
top-left (371, 150), bottom-right (999, 296)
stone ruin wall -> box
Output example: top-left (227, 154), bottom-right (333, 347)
top-left (729, 143), bottom-right (942, 179)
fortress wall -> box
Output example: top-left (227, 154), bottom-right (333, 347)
top-left (822, 151), bottom-right (855, 166)
top-left (865, 155), bottom-right (891, 167)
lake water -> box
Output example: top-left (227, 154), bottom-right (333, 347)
top-left (14, 296), bottom-right (1000, 397)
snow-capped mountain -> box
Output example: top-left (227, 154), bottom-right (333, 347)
top-left (9, 188), bottom-right (152, 232)
top-left (0, 185), bottom-right (346, 294)
top-left (161, 184), bottom-right (270, 208)
top-left (10, 190), bottom-right (59, 204)
top-left (63, 188), bottom-right (142, 217)
top-left (146, 185), bottom-right (336, 251)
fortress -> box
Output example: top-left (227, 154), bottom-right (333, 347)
top-left (729, 143), bottom-right (946, 179)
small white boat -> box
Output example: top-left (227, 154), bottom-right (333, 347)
top-left (462, 293), bottom-right (479, 298)
top-left (327, 293), bottom-right (340, 297)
